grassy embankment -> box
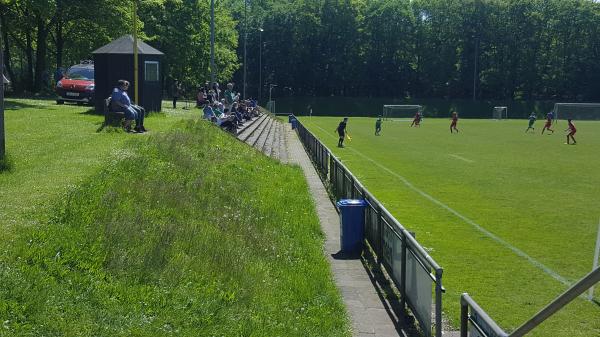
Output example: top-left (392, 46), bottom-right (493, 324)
top-left (0, 99), bottom-right (350, 336)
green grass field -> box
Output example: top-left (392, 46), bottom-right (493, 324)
top-left (0, 100), bottom-right (350, 336)
top-left (300, 116), bottom-right (600, 336)
top-left (0, 99), bottom-right (194, 241)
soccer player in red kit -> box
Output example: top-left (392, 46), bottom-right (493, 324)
top-left (565, 119), bottom-right (577, 145)
top-left (541, 111), bottom-right (554, 134)
top-left (450, 111), bottom-right (459, 133)
top-left (411, 111), bottom-right (422, 127)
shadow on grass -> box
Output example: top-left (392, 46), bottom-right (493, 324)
top-left (4, 100), bottom-right (49, 110)
top-left (0, 154), bottom-right (14, 173)
top-left (95, 123), bottom-right (125, 133)
top-left (79, 107), bottom-right (102, 116)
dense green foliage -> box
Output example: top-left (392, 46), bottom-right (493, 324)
top-left (302, 116), bottom-right (600, 336)
top-left (0, 99), bottom-right (350, 336)
top-left (0, 0), bottom-right (239, 93)
top-left (3, 0), bottom-right (600, 102)
top-left (234, 0), bottom-right (600, 101)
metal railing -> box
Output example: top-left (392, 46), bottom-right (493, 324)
top-left (294, 118), bottom-right (444, 337)
top-left (461, 261), bottom-right (600, 336)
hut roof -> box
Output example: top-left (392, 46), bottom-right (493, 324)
top-left (92, 35), bottom-right (164, 55)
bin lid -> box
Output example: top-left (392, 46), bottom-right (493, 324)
top-left (337, 199), bottom-right (367, 207)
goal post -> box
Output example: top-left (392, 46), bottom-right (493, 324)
top-left (492, 106), bottom-right (508, 120)
top-left (382, 105), bottom-right (422, 120)
top-left (553, 103), bottom-right (600, 121)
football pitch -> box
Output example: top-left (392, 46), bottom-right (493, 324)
top-left (299, 116), bottom-right (600, 336)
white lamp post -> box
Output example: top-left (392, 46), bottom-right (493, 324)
top-left (258, 27), bottom-right (263, 102)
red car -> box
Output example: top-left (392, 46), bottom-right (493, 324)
top-left (56, 61), bottom-right (95, 105)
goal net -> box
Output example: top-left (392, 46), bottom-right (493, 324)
top-left (553, 103), bottom-right (600, 121)
top-left (382, 105), bottom-right (422, 120)
top-left (492, 106), bottom-right (508, 120)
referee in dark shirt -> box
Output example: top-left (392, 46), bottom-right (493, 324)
top-left (336, 117), bottom-right (348, 147)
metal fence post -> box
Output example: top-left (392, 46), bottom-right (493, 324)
top-left (376, 204), bottom-right (383, 263)
top-left (330, 158), bottom-right (336, 194)
top-left (325, 151), bottom-right (330, 180)
top-left (435, 268), bottom-right (444, 337)
top-left (316, 141), bottom-right (320, 170)
top-left (342, 170), bottom-right (346, 199)
top-left (460, 295), bottom-right (468, 337)
top-left (400, 230), bottom-right (407, 311)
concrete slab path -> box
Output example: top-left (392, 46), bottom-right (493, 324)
top-left (284, 123), bottom-right (410, 337)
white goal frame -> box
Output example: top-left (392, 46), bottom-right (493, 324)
top-left (553, 103), bottom-right (600, 122)
top-left (492, 106), bottom-right (508, 120)
top-left (382, 105), bottom-right (422, 121)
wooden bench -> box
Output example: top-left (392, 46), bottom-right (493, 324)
top-left (103, 97), bottom-right (126, 127)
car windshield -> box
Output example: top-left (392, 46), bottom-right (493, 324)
top-left (66, 67), bottom-right (94, 80)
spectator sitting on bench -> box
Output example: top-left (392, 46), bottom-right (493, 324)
top-left (111, 79), bottom-right (147, 133)
top-left (202, 101), bottom-right (216, 120)
top-left (206, 102), bottom-right (235, 133)
top-left (228, 102), bottom-right (244, 126)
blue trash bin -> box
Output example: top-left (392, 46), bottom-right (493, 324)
top-left (337, 199), bottom-right (367, 253)
top-left (291, 118), bottom-right (298, 130)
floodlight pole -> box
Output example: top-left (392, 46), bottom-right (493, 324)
top-left (210, 0), bottom-right (216, 84)
top-left (269, 84), bottom-right (277, 102)
top-left (258, 28), bottom-right (263, 102)
top-left (0, 24), bottom-right (5, 159)
top-left (133, 0), bottom-right (139, 104)
top-left (472, 36), bottom-right (478, 102)
top-left (243, 0), bottom-right (247, 100)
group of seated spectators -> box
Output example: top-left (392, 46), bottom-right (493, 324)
top-left (108, 78), bottom-right (259, 134)
top-left (196, 81), bottom-right (260, 134)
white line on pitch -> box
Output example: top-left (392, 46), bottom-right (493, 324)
top-left (309, 123), bottom-right (571, 287)
top-left (449, 154), bottom-right (474, 163)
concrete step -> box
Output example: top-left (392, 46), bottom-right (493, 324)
top-left (235, 114), bottom-right (261, 136)
top-left (237, 114), bottom-right (289, 163)
top-left (253, 116), bottom-right (274, 150)
top-left (240, 114), bottom-right (269, 144)
top-left (279, 122), bottom-right (289, 163)
top-left (238, 114), bottom-right (268, 142)
top-left (269, 120), bottom-right (280, 159)
top-left (262, 118), bottom-right (277, 156)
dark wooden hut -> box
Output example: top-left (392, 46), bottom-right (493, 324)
top-left (92, 35), bottom-right (164, 113)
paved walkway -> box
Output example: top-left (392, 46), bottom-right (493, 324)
top-left (284, 124), bottom-right (408, 337)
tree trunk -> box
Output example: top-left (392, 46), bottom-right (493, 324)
top-left (55, 19), bottom-right (63, 70)
top-left (0, 23), bottom-right (5, 159)
top-left (0, 13), bottom-right (17, 93)
top-left (25, 30), bottom-right (34, 92)
top-left (55, 0), bottom-right (63, 70)
top-left (34, 17), bottom-right (49, 92)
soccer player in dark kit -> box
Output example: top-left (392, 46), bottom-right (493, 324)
top-left (450, 111), bottom-right (459, 133)
top-left (411, 111), bottom-right (422, 127)
top-left (336, 117), bottom-right (348, 147)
